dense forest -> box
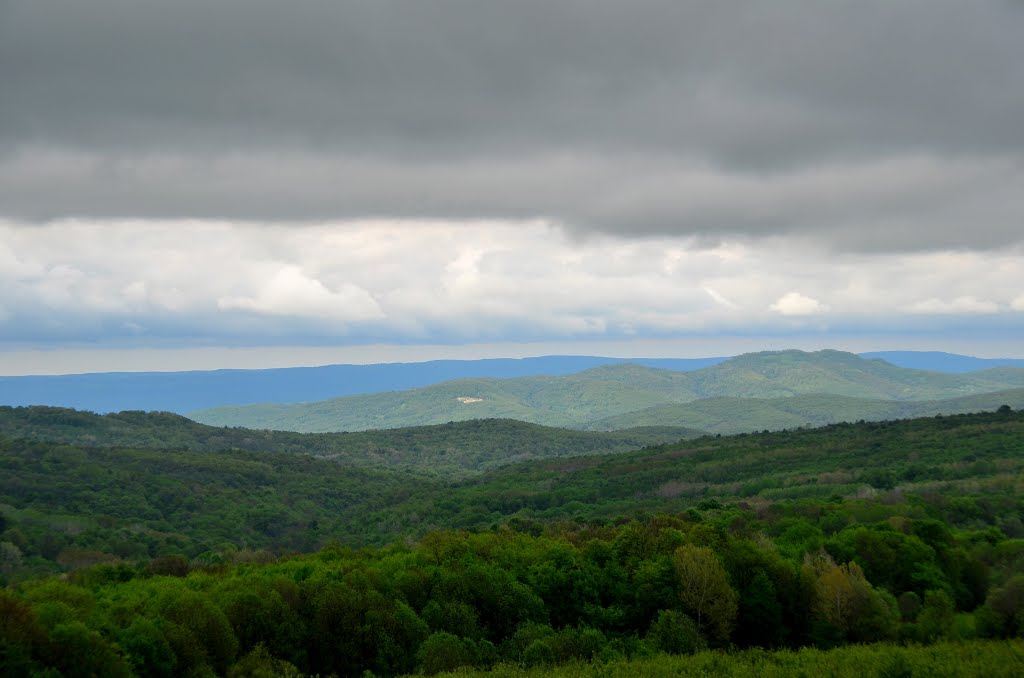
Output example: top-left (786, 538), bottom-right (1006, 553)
top-left (0, 405), bottom-right (698, 476)
top-left (2, 408), bottom-right (1023, 675)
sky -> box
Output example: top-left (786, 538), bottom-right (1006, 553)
top-left (2, 1), bottom-right (1023, 374)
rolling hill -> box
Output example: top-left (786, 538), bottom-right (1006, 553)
top-left (2, 407), bottom-right (1020, 580)
top-left (2, 408), bottom-right (1021, 675)
top-left (583, 388), bottom-right (1024, 433)
top-left (189, 350), bottom-right (1024, 432)
top-left (0, 405), bottom-right (700, 476)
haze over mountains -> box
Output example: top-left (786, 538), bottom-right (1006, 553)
top-left (860, 351), bottom-right (1024, 373)
top-left (190, 350), bottom-right (1024, 433)
top-left (0, 355), bottom-right (727, 414)
top-left (3, 349), bottom-right (1023, 416)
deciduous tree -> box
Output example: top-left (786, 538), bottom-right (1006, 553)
top-left (672, 545), bottom-right (738, 643)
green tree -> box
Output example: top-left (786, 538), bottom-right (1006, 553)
top-left (226, 644), bottom-right (301, 678)
top-left (978, 575), bottom-right (1024, 638)
top-left (118, 617), bottom-right (176, 678)
top-left (897, 591), bottom-right (922, 622)
top-left (813, 559), bottom-right (896, 642)
top-left (157, 587), bottom-right (238, 675)
top-left (917, 589), bottom-right (956, 642)
top-left (672, 545), bottom-right (738, 643)
top-left (418, 631), bottom-right (474, 675)
top-left (422, 599), bottom-right (483, 640)
top-left (646, 609), bottom-right (704, 655)
top-left (0, 590), bottom-right (46, 676)
top-left (48, 621), bottom-right (132, 678)
top-left (366, 600), bottom-right (429, 676)
top-left (737, 569), bottom-right (785, 648)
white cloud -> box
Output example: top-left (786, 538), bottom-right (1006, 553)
top-left (217, 266), bottom-right (384, 324)
top-left (907, 296), bottom-right (1000, 315)
top-left (770, 292), bottom-right (828, 316)
top-left (1, 220), bottom-right (1024, 347)
top-left (1012, 295), bottom-right (1024, 312)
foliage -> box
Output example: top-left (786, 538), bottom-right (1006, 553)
top-left (1, 408), bottom-right (1022, 587)
top-left (0, 406), bottom-right (698, 477)
top-left (439, 641), bottom-right (1024, 677)
top-left (646, 609), bottom-right (704, 654)
top-left (672, 545), bottom-right (738, 643)
top-left (0, 406), bottom-right (1023, 675)
top-left (0, 519), bottom-right (1021, 676)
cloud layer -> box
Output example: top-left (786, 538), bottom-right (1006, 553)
top-left (2, 2), bottom-right (1023, 250)
top-left (3, 221), bottom-right (1023, 348)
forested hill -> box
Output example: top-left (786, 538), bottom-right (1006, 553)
top-left (1, 406), bottom-right (1020, 584)
top-left (2, 408), bottom-right (1022, 675)
top-left (0, 406), bottom-right (700, 476)
top-left (190, 350), bottom-right (1024, 432)
top-left (583, 388), bottom-right (1024, 433)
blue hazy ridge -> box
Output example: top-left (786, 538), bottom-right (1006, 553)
top-left (0, 355), bottom-right (726, 414)
top-left (861, 351), bottom-right (1024, 373)
top-left (3, 351), bottom-right (1022, 415)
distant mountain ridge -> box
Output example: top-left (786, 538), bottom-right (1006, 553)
top-left (3, 349), bottom-right (1022, 415)
top-left (861, 351), bottom-right (1024, 373)
top-left (190, 350), bottom-right (1024, 433)
top-left (0, 355), bottom-right (726, 414)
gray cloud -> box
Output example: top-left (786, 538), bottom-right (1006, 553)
top-left (2, 1), bottom-right (1023, 250)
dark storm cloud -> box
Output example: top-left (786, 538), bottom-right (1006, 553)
top-left (2, 1), bottom-right (1023, 249)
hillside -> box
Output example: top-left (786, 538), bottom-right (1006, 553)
top-left (685, 349), bottom-right (1017, 400)
top-left (0, 406), bottom-right (700, 476)
top-left (584, 388), bottom-right (1024, 433)
top-left (1, 407), bottom-right (1020, 583)
top-left (190, 350), bottom-right (1024, 432)
top-left (190, 364), bottom-right (700, 431)
top-left (405, 406), bottom-right (1024, 535)
top-left (5, 409), bottom-right (1023, 675)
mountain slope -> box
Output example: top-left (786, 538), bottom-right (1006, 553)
top-left (191, 364), bottom-right (703, 432)
top-left (2, 408), bottom-right (1020, 580)
top-left (0, 405), bottom-right (700, 476)
top-left (584, 388), bottom-right (1024, 434)
top-left (684, 349), bottom-right (1013, 400)
top-left (190, 350), bottom-right (1024, 432)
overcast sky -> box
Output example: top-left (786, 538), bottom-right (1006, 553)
top-left (2, 1), bottom-right (1023, 373)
